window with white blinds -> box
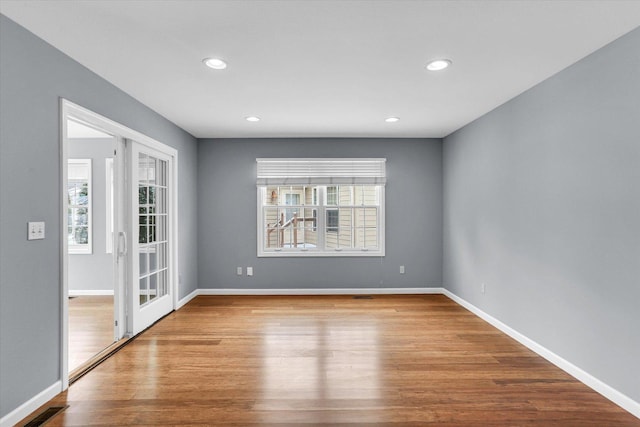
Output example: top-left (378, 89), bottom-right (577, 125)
top-left (257, 159), bottom-right (386, 257)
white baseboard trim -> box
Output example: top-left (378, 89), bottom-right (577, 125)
top-left (0, 381), bottom-right (62, 427)
top-left (197, 287), bottom-right (445, 296)
top-left (441, 289), bottom-right (640, 419)
top-left (68, 290), bottom-right (114, 296)
top-left (176, 289), bottom-right (199, 309)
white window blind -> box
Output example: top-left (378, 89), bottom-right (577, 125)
top-left (256, 158), bottom-right (386, 185)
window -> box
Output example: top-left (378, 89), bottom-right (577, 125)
top-left (326, 209), bottom-right (339, 232)
top-left (325, 186), bottom-right (339, 232)
top-left (326, 186), bottom-right (337, 205)
top-left (283, 191), bottom-right (301, 222)
top-left (257, 159), bottom-right (385, 257)
top-left (68, 159), bottom-right (92, 254)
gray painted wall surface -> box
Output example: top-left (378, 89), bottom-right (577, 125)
top-left (198, 138), bottom-right (443, 290)
top-left (0, 15), bottom-right (198, 418)
top-left (68, 138), bottom-right (115, 292)
top-left (443, 28), bottom-right (640, 402)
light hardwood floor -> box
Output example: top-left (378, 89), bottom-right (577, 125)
top-left (22, 295), bottom-right (639, 426)
top-left (68, 296), bottom-right (115, 373)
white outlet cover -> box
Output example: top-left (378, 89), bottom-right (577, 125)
top-left (247, 267), bottom-right (253, 276)
top-left (236, 267), bottom-right (243, 276)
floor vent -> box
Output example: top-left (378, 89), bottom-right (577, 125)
top-left (353, 295), bottom-right (373, 299)
top-left (22, 406), bottom-right (67, 427)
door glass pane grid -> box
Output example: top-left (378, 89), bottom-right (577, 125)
top-left (139, 276), bottom-right (148, 305)
top-left (139, 251), bottom-right (148, 276)
top-left (138, 153), bottom-right (169, 307)
top-left (158, 242), bottom-right (167, 269)
top-left (149, 273), bottom-right (157, 303)
top-left (147, 156), bottom-right (157, 185)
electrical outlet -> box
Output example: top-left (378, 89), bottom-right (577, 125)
top-left (27, 221), bottom-right (45, 240)
top-left (481, 283), bottom-right (486, 294)
top-left (236, 267), bottom-right (243, 276)
top-left (247, 267), bottom-right (253, 276)
top-left (399, 265), bottom-right (405, 274)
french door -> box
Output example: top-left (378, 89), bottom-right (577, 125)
top-left (61, 100), bottom-right (178, 389)
top-left (128, 140), bottom-right (175, 335)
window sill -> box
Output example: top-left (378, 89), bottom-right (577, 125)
top-left (258, 249), bottom-right (384, 258)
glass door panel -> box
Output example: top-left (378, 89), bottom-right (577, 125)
top-left (130, 140), bottom-right (174, 335)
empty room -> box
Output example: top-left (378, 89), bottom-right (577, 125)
top-left (0, 1), bottom-right (639, 426)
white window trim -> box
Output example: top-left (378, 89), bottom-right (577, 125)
top-left (68, 158), bottom-right (92, 254)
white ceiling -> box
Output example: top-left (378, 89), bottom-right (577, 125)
top-left (2, 0), bottom-right (639, 139)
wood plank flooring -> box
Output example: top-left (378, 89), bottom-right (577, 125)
top-left (22, 295), bottom-right (639, 426)
top-left (68, 296), bottom-right (115, 373)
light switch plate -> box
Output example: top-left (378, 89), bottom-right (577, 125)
top-left (28, 222), bottom-right (45, 240)
top-left (247, 267), bottom-right (253, 276)
top-left (236, 267), bottom-right (243, 276)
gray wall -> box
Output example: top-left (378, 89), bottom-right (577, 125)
top-left (198, 138), bottom-right (443, 290)
top-left (0, 15), bottom-right (198, 418)
top-left (68, 137), bottom-right (115, 292)
top-left (443, 27), bottom-right (640, 402)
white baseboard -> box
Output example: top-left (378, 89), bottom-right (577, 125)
top-left (196, 287), bottom-right (445, 296)
top-left (0, 381), bottom-right (61, 427)
top-left (441, 289), bottom-right (640, 419)
top-left (176, 288), bottom-right (199, 309)
top-left (68, 290), bottom-right (114, 296)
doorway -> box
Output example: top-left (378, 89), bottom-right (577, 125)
top-left (61, 100), bottom-right (178, 389)
top-left (66, 119), bottom-right (117, 374)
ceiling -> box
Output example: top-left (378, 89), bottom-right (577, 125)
top-left (2, 1), bottom-right (639, 139)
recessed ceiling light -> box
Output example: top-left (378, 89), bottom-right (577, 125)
top-left (385, 117), bottom-right (400, 123)
top-left (203, 57), bottom-right (227, 70)
top-left (426, 59), bottom-right (452, 71)
top-left (245, 116), bottom-right (261, 122)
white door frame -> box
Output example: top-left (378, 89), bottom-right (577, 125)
top-left (60, 99), bottom-right (179, 390)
